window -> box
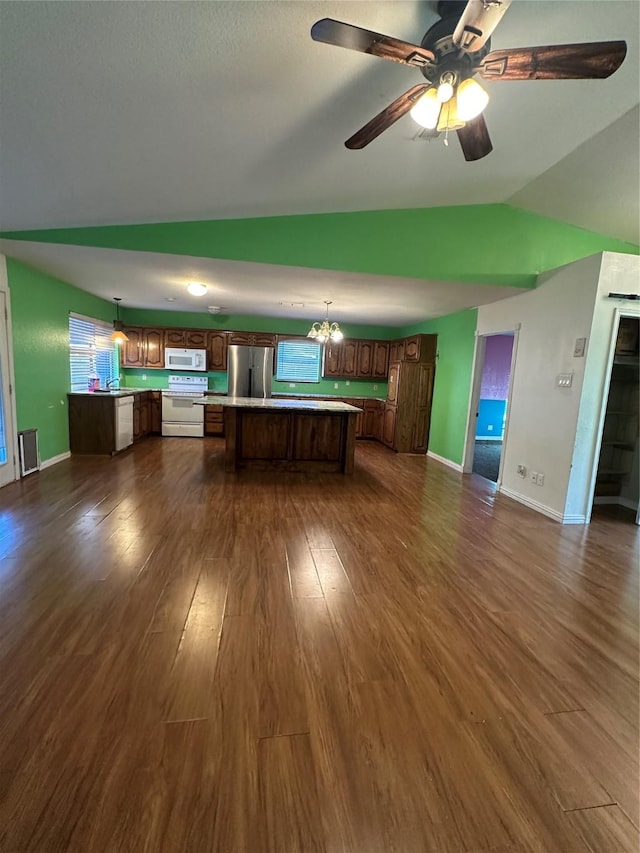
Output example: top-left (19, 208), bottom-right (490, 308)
top-left (69, 314), bottom-right (117, 391)
top-left (276, 339), bottom-right (322, 383)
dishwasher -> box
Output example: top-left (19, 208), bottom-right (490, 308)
top-left (114, 395), bottom-right (134, 451)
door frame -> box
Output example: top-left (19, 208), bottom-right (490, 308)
top-left (585, 306), bottom-right (640, 523)
top-left (0, 258), bottom-right (19, 486)
top-left (462, 326), bottom-right (519, 488)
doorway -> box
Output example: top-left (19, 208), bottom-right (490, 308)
top-left (0, 275), bottom-right (18, 489)
top-left (465, 332), bottom-right (515, 483)
top-left (591, 313), bottom-right (639, 524)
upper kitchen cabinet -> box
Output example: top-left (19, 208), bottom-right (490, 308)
top-left (323, 338), bottom-right (388, 379)
top-left (121, 327), bottom-right (144, 367)
top-left (207, 331), bottom-right (228, 371)
top-left (185, 329), bottom-right (208, 348)
top-left (404, 334), bottom-right (437, 363)
top-left (228, 332), bottom-right (276, 347)
top-left (143, 328), bottom-right (164, 369)
top-left (164, 329), bottom-right (186, 347)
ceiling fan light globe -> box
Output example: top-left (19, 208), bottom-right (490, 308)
top-left (457, 78), bottom-right (490, 121)
top-left (437, 96), bottom-right (465, 132)
top-left (409, 88), bottom-right (441, 129)
top-left (436, 81), bottom-right (454, 103)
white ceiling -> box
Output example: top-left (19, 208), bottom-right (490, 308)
top-left (0, 1), bottom-right (638, 323)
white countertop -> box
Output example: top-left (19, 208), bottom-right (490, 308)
top-left (195, 395), bottom-right (362, 413)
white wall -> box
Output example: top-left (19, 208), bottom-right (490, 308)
top-left (477, 254), bottom-right (603, 522)
top-left (565, 252), bottom-right (640, 519)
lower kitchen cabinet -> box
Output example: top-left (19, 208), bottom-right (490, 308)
top-left (382, 403), bottom-right (397, 448)
top-left (362, 399), bottom-right (384, 439)
top-left (150, 392), bottom-right (162, 433)
top-left (204, 404), bottom-right (224, 436)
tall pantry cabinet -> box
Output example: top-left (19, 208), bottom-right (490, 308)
top-left (382, 334), bottom-right (437, 453)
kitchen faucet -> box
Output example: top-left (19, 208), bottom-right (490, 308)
top-left (106, 376), bottom-right (120, 389)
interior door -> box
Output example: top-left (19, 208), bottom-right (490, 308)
top-left (0, 289), bottom-right (17, 488)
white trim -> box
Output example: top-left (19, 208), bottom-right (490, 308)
top-left (475, 435), bottom-right (503, 442)
top-left (0, 256), bottom-right (19, 487)
top-left (40, 451), bottom-right (71, 470)
top-left (427, 450), bottom-right (464, 473)
top-left (498, 485), bottom-right (587, 524)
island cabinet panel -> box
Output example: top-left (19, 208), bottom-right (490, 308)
top-left (121, 328), bottom-right (144, 367)
top-left (240, 412), bottom-right (290, 460)
top-left (292, 415), bottom-right (344, 461)
top-left (143, 328), bottom-right (164, 369)
top-left (204, 404), bottom-right (224, 436)
top-left (68, 396), bottom-right (117, 454)
top-left (207, 331), bottom-right (228, 371)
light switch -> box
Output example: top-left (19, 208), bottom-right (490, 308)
top-left (556, 373), bottom-right (573, 387)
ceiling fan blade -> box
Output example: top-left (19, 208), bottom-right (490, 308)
top-left (457, 116), bottom-right (493, 161)
top-left (345, 84), bottom-right (430, 149)
top-left (453, 0), bottom-right (512, 53)
top-left (311, 18), bottom-right (435, 70)
top-left (479, 41), bottom-right (627, 80)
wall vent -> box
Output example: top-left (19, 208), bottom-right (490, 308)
top-left (18, 429), bottom-right (40, 476)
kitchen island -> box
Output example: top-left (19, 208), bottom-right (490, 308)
top-left (196, 396), bottom-right (362, 473)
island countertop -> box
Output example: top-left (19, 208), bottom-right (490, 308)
top-left (195, 395), bottom-right (363, 413)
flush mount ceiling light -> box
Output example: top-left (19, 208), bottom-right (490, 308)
top-left (187, 282), bottom-right (208, 296)
top-left (110, 298), bottom-right (129, 344)
top-left (307, 301), bottom-right (344, 344)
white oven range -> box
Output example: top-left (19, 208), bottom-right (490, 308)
top-left (161, 375), bottom-right (208, 437)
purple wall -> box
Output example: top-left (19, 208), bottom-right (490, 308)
top-left (480, 334), bottom-right (513, 400)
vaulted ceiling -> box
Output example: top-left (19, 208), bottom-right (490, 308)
top-left (0, 1), bottom-right (638, 323)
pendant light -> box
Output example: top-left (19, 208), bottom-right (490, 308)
top-left (307, 301), bottom-right (344, 344)
top-left (110, 298), bottom-right (129, 344)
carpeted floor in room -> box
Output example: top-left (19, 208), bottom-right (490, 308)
top-left (472, 440), bottom-right (503, 482)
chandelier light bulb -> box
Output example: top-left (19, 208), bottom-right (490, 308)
top-left (436, 80), bottom-right (454, 103)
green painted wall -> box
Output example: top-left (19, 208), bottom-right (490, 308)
top-left (3, 204), bottom-right (637, 288)
top-left (401, 309), bottom-right (478, 466)
top-left (7, 257), bottom-right (114, 461)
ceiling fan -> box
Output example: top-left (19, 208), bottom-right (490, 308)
top-left (310, 0), bottom-right (627, 161)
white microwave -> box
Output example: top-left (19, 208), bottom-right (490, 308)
top-left (164, 348), bottom-right (207, 371)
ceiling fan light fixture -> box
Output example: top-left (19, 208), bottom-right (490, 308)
top-left (436, 96), bottom-right (465, 132)
top-left (456, 77), bottom-right (490, 121)
top-left (410, 87), bottom-right (441, 129)
top-left (436, 71), bottom-right (456, 103)
top-left (187, 282), bottom-right (208, 296)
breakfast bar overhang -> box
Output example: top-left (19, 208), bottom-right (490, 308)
top-left (196, 396), bottom-right (362, 473)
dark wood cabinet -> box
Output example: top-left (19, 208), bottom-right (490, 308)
top-left (404, 334), bottom-right (437, 363)
top-left (143, 328), bottom-right (164, 369)
top-left (382, 404), bottom-right (397, 448)
top-left (185, 329), bottom-right (208, 348)
top-left (150, 392), bottom-right (162, 433)
top-left (133, 392), bottom-right (152, 442)
top-left (207, 331), bottom-right (228, 371)
top-left (164, 329), bottom-right (186, 347)
top-left (372, 342), bottom-right (389, 378)
top-left (389, 340), bottom-right (405, 363)
top-left (204, 404), bottom-right (224, 436)
top-left (362, 399), bottom-right (384, 438)
top-left (387, 362), bottom-right (400, 404)
top-left (228, 332), bottom-right (276, 347)
top-left (357, 341), bottom-right (373, 377)
top-left (384, 361), bottom-right (435, 453)
top-left (341, 341), bottom-right (358, 377)
top-left (121, 328), bottom-right (144, 367)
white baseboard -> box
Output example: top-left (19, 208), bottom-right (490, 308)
top-left (498, 485), bottom-right (587, 525)
top-left (475, 436), bottom-right (503, 442)
top-left (427, 451), bottom-right (464, 473)
top-left (40, 451), bottom-right (71, 470)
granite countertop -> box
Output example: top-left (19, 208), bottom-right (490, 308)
top-left (68, 387), bottom-right (162, 397)
top-left (195, 395), bottom-right (363, 413)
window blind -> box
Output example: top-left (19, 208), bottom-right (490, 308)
top-left (276, 339), bottom-right (322, 383)
top-left (69, 314), bottom-right (117, 391)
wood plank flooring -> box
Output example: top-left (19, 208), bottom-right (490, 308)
top-left (0, 436), bottom-right (637, 852)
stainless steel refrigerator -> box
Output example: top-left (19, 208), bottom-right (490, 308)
top-left (227, 345), bottom-right (273, 398)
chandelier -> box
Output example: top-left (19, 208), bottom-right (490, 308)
top-left (307, 301), bottom-right (344, 344)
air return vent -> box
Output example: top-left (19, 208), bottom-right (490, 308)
top-left (18, 429), bottom-right (39, 476)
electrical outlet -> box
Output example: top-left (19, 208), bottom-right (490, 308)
top-left (334, 383), bottom-right (339, 389)
top-left (345, 380), bottom-right (350, 386)
top-left (530, 471), bottom-right (538, 484)
top-left (487, 424), bottom-right (494, 431)
top-left (517, 464), bottom-right (526, 478)
top-left (373, 384), bottom-right (378, 391)
top-left (289, 383), bottom-right (296, 388)
top-left (142, 374), bottom-right (147, 380)
top-left (537, 473), bottom-right (544, 486)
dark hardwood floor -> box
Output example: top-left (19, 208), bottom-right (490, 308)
top-left (0, 437), bottom-right (637, 852)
